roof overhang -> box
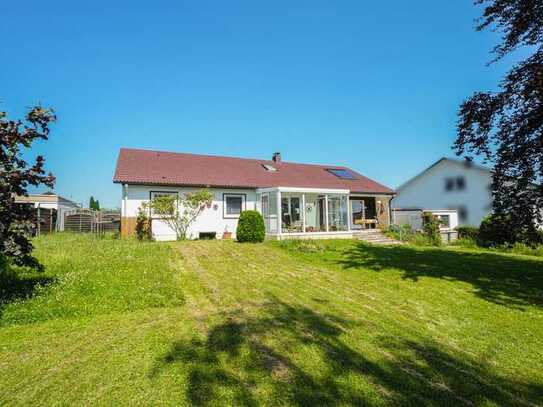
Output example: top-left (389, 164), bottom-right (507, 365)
top-left (115, 180), bottom-right (260, 189)
top-left (257, 186), bottom-right (350, 194)
top-left (116, 181), bottom-right (393, 196)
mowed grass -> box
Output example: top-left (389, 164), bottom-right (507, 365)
top-left (0, 234), bottom-right (542, 405)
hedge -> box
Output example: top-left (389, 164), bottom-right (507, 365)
top-left (456, 226), bottom-right (479, 240)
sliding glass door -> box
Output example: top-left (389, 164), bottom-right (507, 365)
top-left (350, 197), bottom-right (377, 229)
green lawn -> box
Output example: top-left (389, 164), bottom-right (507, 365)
top-left (1, 234), bottom-right (542, 406)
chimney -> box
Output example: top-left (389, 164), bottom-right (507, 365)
top-left (272, 152), bottom-right (281, 163)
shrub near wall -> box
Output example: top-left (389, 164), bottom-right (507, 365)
top-left (479, 215), bottom-right (516, 247)
top-left (422, 211), bottom-right (441, 246)
top-left (135, 206), bottom-right (151, 241)
top-left (236, 210), bottom-right (265, 243)
top-left (457, 226), bottom-right (479, 240)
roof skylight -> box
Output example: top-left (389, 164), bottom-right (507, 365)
top-left (326, 168), bottom-right (356, 179)
top-left (262, 164), bottom-right (277, 172)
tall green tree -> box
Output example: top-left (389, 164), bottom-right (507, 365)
top-left (89, 196), bottom-right (101, 211)
top-left (0, 106), bottom-right (56, 269)
top-left (454, 0), bottom-right (543, 243)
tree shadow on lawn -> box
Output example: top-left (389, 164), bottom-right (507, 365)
top-left (337, 243), bottom-right (543, 310)
top-left (0, 265), bottom-right (56, 317)
top-left (150, 298), bottom-right (542, 406)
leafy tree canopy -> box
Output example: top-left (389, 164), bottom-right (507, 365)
top-left (0, 106), bottom-right (56, 269)
top-left (454, 0), bottom-right (543, 243)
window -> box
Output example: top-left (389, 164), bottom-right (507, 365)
top-left (436, 214), bottom-right (450, 228)
top-left (444, 176), bottom-right (466, 191)
top-left (223, 194), bottom-right (245, 218)
top-left (281, 195), bottom-right (302, 232)
top-left (149, 191), bottom-right (178, 217)
top-left (327, 195), bottom-right (348, 231)
top-left (326, 168), bottom-right (357, 179)
top-left (458, 206), bottom-right (468, 222)
top-left (456, 176), bottom-right (466, 190)
top-left (451, 205), bottom-right (468, 223)
top-left (445, 178), bottom-right (455, 191)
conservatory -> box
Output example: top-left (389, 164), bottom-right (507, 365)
top-left (256, 187), bottom-right (352, 239)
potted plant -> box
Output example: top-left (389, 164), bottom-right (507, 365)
top-left (222, 226), bottom-right (232, 240)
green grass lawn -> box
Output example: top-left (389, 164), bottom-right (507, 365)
top-left (1, 234), bottom-right (542, 406)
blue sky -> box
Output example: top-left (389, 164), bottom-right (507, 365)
top-left (1, 1), bottom-right (519, 208)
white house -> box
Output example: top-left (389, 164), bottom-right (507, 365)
top-left (391, 157), bottom-right (492, 227)
top-left (113, 148), bottom-right (395, 240)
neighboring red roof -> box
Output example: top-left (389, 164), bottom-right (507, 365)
top-left (113, 148), bottom-right (394, 194)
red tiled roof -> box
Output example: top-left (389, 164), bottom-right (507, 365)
top-left (113, 148), bottom-right (394, 194)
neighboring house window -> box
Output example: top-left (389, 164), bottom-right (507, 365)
top-left (444, 176), bottom-right (466, 191)
top-left (445, 178), bottom-right (455, 192)
top-left (224, 194), bottom-right (245, 218)
top-left (149, 191), bottom-right (178, 217)
top-left (436, 214), bottom-right (450, 229)
top-left (455, 206), bottom-right (468, 222)
top-left (456, 176), bottom-right (466, 190)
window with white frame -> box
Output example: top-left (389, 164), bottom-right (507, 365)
top-left (223, 194), bottom-right (245, 218)
top-left (150, 191), bottom-right (178, 217)
top-left (436, 214), bottom-right (451, 229)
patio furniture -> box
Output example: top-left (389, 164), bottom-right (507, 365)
top-left (355, 219), bottom-right (379, 229)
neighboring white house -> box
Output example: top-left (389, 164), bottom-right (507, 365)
top-left (113, 148), bottom-right (395, 240)
top-left (391, 157), bottom-right (492, 227)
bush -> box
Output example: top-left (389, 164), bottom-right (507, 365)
top-left (479, 214), bottom-right (543, 247)
top-left (457, 226), bottom-right (479, 240)
top-left (478, 214), bottom-right (516, 247)
top-left (236, 210), bottom-right (265, 243)
top-left (386, 224), bottom-right (414, 242)
top-left (422, 212), bottom-right (441, 246)
top-left (135, 206), bottom-right (151, 241)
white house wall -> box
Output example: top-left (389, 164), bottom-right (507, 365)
top-left (392, 160), bottom-right (492, 226)
top-left (123, 185), bottom-right (257, 240)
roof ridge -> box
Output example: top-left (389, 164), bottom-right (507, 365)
top-left (119, 147), bottom-right (348, 168)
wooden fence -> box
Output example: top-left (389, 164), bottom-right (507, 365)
top-left (34, 207), bottom-right (55, 235)
top-left (63, 210), bottom-right (120, 235)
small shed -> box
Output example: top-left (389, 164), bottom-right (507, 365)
top-left (392, 208), bottom-right (459, 243)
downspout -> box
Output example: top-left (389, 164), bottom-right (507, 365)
top-left (302, 193), bottom-right (306, 233)
top-left (324, 195), bottom-right (329, 232)
top-left (389, 193), bottom-right (397, 226)
top-left (122, 184), bottom-right (128, 237)
top-left (123, 184), bottom-right (128, 217)
top-left (276, 190), bottom-right (282, 239)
